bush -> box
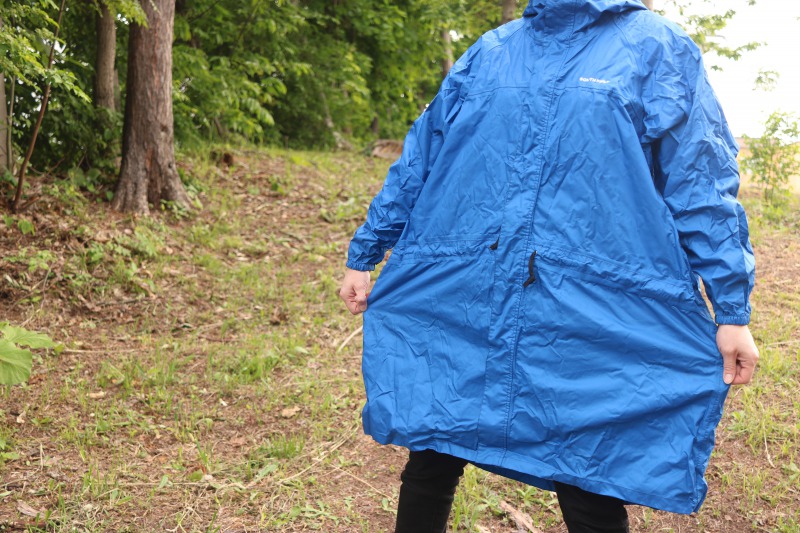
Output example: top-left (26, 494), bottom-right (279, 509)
top-left (742, 112), bottom-right (800, 205)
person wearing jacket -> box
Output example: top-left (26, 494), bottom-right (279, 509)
top-left (339, 0), bottom-right (759, 531)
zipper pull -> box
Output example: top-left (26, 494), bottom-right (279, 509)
top-left (523, 250), bottom-right (537, 287)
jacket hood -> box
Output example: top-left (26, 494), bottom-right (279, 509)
top-left (523, 0), bottom-right (646, 18)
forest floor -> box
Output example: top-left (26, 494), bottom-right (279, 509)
top-left (0, 148), bottom-right (798, 533)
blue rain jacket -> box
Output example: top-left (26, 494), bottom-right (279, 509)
top-left (346, 0), bottom-right (755, 514)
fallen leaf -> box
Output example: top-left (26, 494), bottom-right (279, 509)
top-left (16, 500), bottom-right (44, 518)
top-left (280, 406), bottom-right (300, 418)
top-left (88, 391), bottom-right (106, 399)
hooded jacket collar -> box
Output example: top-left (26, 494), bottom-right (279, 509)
top-left (523, 0), bottom-right (646, 33)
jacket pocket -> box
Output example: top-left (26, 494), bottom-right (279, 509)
top-left (388, 236), bottom-right (498, 263)
top-left (533, 244), bottom-right (716, 331)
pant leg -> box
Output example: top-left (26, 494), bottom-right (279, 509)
top-left (554, 481), bottom-right (630, 533)
top-left (394, 449), bottom-right (469, 533)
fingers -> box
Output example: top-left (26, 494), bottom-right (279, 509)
top-left (339, 285), bottom-right (365, 315)
top-left (339, 269), bottom-right (371, 315)
top-left (720, 346), bottom-right (757, 385)
top-left (353, 288), bottom-right (368, 312)
top-left (721, 348), bottom-right (738, 385)
top-left (716, 325), bottom-right (760, 386)
top-left (731, 346), bottom-right (759, 385)
top-left (732, 361), bottom-right (756, 385)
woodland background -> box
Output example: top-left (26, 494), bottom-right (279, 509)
top-left (2, 0), bottom-right (777, 215)
top-left (1, 0), bottom-right (529, 214)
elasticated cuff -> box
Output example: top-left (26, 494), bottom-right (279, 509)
top-left (715, 314), bottom-right (750, 326)
top-left (346, 260), bottom-right (376, 272)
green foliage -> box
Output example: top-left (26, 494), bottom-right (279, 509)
top-left (252, 434), bottom-right (305, 461)
top-left (3, 0), bottom-right (760, 179)
top-left (0, 429), bottom-right (19, 466)
top-left (1, 2), bottom-right (67, 87)
top-left (663, 0), bottom-right (760, 71)
top-left (743, 112), bottom-right (800, 205)
top-left (0, 323), bottom-right (55, 385)
top-left (1, 1), bottom-right (141, 175)
top-left (754, 69), bottom-right (780, 92)
top-left (1, 0), bottom-right (92, 171)
top-left (172, 0), bottom-right (305, 146)
top-left (102, 0), bottom-right (146, 24)
top-left (171, 0), bottom-right (511, 147)
top-left (2, 214), bottom-right (36, 235)
top-left (115, 226), bottom-right (165, 260)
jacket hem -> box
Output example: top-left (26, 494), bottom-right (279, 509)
top-left (366, 432), bottom-right (704, 515)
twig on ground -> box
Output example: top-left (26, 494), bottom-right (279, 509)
top-left (196, 335), bottom-right (238, 343)
top-left (765, 340), bottom-right (800, 347)
top-left (95, 298), bottom-right (149, 307)
top-left (336, 325), bottom-right (363, 353)
top-left (61, 348), bottom-right (140, 354)
top-left (329, 464), bottom-right (392, 500)
top-left (499, 500), bottom-right (543, 533)
top-left (764, 435), bottom-right (776, 469)
top-left (274, 426), bottom-right (357, 487)
top-left (0, 519), bottom-right (49, 531)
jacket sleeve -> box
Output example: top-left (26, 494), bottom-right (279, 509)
top-left (642, 32), bottom-right (755, 325)
top-left (346, 42), bottom-right (481, 271)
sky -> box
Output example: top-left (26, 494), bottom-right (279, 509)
top-left (660, 0), bottom-right (800, 137)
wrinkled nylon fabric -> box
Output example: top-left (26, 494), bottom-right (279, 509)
top-left (347, 0), bottom-right (755, 514)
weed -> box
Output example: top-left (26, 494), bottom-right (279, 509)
top-left (252, 434), bottom-right (306, 461)
top-left (2, 214), bottom-right (35, 235)
top-left (115, 225), bottom-right (165, 260)
top-left (0, 426), bottom-right (18, 467)
top-left (451, 466), bottom-right (488, 531)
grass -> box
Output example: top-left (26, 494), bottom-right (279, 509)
top-left (0, 147), bottom-right (798, 532)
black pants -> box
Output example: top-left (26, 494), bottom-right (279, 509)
top-left (395, 449), bottom-right (629, 533)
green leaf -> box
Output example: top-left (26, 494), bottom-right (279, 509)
top-left (0, 452), bottom-right (20, 462)
top-left (0, 325), bottom-right (55, 349)
top-left (0, 339), bottom-right (33, 385)
top-left (17, 219), bottom-right (35, 236)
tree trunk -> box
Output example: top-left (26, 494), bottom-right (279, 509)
top-left (501, 0), bottom-right (518, 24)
top-left (441, 29), bottom-right (454, 78)
top-left (642, 0), bottom-right (654, 9)
top-left (113, 0), bottom-right (189, 214)
top-left (94, 2), bottom-right (117, 112)
top-left (0, 70), bottom-right (8, 174)
top-left (0, 17), bottom-right (9, 174)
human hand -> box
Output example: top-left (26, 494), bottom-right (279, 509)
top-left (339, 268), bottom-right (371, 315)
top-left (717, 324), bottom-right (759, 385)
